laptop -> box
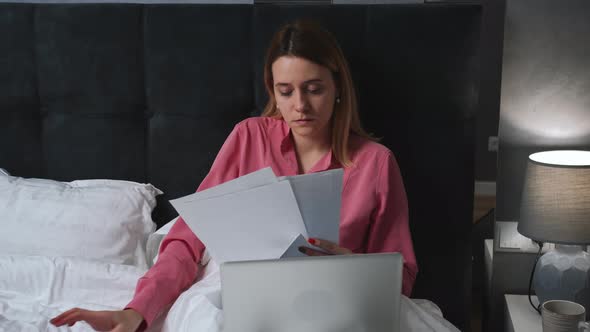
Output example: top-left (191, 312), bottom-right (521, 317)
top-left (220, 252), bottom-right (403, 332)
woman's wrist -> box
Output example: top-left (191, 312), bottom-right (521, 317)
top-left (123, 308), bottom-right (145, 331)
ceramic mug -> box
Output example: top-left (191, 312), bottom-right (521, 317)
top-left (542, 300), bottom-right (590, 332)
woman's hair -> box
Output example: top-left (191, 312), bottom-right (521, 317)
top-left (261, 20), bottom-right (375, 167)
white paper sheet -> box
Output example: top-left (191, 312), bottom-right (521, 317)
top-left (279, 169), bottom-right (342, 243)
top-left (278, 169), bottom-right (342, 258)
top-left (175, 167), bottom-right (278, 204)
top-left (170, 167), bottom-right (343, 263)
top-left (171, 181), bottom-right (307, 264)
top-left (280, 234), bottom-right (308, 258)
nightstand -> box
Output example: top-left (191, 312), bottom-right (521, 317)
top-left (504, 294), bottom-right (541, 332)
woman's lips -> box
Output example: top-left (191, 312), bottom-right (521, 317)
top-left (294, 119), bottom-right (313, 124)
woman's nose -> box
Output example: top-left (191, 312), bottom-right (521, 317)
top-left (294, 90), bottom-right (308, 112)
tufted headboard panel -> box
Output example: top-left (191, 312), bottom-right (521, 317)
top-left (0, 3), bottom-right (480, 329)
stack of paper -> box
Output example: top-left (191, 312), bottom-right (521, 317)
top-left (170, 168), bottom-right (343, 264)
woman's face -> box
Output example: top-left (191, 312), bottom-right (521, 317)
top-left (272, 56), bottom-right (337, 143)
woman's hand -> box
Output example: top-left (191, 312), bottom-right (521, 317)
top-left (50, 308), bottom-right (144, 332)
top-left (298, 238), bottom-right (352, 256)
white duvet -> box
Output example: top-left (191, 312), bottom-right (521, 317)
top-left (0, 255), bottom-right (459, 332)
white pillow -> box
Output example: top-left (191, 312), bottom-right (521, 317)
top-left (0, 174), bottom-right (162, 268)
top-left (0, 168), bottom-right (9, 176)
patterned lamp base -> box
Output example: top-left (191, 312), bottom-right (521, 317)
top-left (534, 245), bottom-right (590, 318)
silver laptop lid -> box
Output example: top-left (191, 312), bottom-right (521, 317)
top-left (221, 252), bottom-right (403, 332)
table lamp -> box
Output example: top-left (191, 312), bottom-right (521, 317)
top-left (518, 150), bottom-right (590, 315)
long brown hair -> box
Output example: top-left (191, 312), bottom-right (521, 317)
top-left (261, 20), bottom-right (375, 167)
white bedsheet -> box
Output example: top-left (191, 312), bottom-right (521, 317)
top-left (0, 255), bottom-right (459, 332)
top-left (0, 255), bottom-right (144, 332)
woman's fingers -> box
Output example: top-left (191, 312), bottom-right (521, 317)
top-left (50, 308), bottom-right (141, 332)
top-left (298, 246), bottom-right (329, 256)
top-left (50, 309), bottom-right (71, 325)
top-left (61, 310), bottom-right (86, 327)
top-left (50, 307), bottom-right (79, 325)
top-left (308, 238), bottom-right (352, 255)
top-left (51, 308), bottom-right (114, 330)
top-left (50, 308), bottom-right (86, 326)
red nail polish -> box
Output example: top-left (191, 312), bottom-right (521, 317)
top-left (308, 238), bottom-right (316, 245)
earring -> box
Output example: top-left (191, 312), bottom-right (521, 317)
top-left (336, 97), bottom-right (341, 104)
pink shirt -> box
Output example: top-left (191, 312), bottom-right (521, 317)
top-left (126, 117), bottom-right (417, 327)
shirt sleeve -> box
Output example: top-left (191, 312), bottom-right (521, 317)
top-left (367, 152), bottom-right (418, 297)
top-left (125, 124), bottom-right (244, 328)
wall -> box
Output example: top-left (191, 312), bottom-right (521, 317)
top-left (496, 0), bottom-right (590, 221)
top-left (491, 1), bottom-right (590, 331)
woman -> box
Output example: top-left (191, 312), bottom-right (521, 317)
top-left (51, 20), bottom-right (417, 332)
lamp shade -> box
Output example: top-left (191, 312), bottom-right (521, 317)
top-left (518, 150), bottom-right (590, 245)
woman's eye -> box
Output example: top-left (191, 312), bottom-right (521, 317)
top-left (279, 90), bottom-right (292, 96)
top-left (307, 86), bottom-right (323, 94)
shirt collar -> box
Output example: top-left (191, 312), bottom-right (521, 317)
top-left (278, 120), bottom-right (341, 174)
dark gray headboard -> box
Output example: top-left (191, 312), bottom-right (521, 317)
top-left (0, 3), bottom-right (481, 330)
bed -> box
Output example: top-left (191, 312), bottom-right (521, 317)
top-left (0, 2), bottom-right (481, 331)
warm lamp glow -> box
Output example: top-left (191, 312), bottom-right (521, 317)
top-left (529, 150), bottom-right (590, 166)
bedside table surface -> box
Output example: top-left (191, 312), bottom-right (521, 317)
top-left (505, 294), bottom-right (541, 332)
